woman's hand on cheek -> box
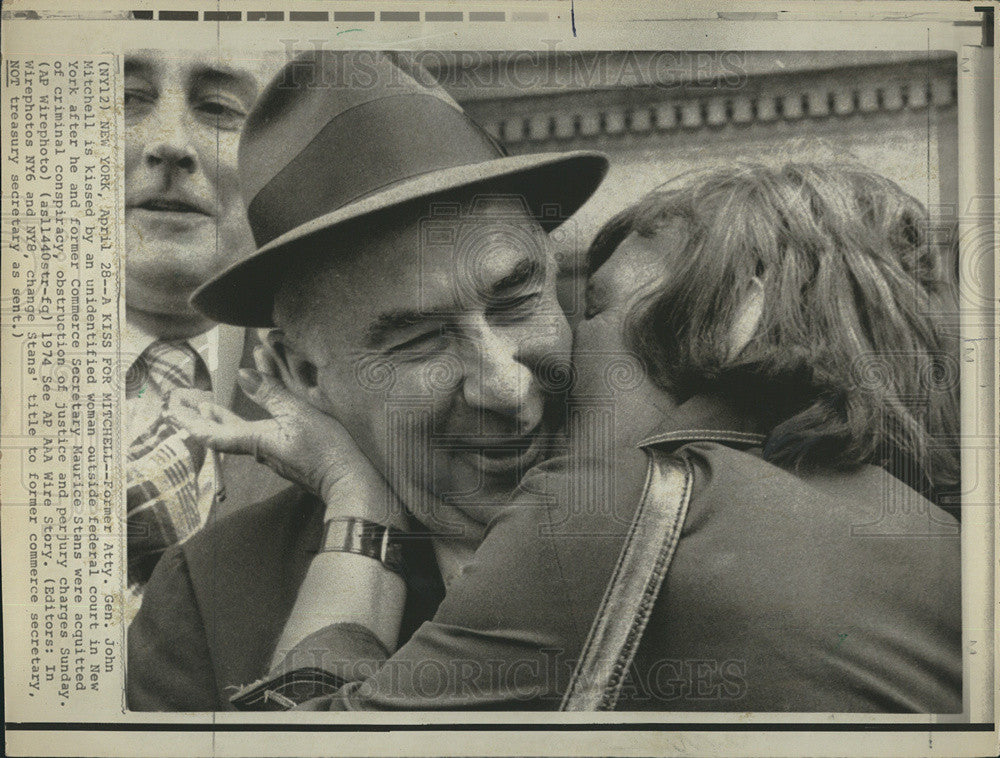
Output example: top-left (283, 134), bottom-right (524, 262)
top-left (166, 366), bottom-right (403, 527)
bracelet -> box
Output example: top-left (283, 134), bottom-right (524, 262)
top-left (313, 517), bottom-right (406, 577)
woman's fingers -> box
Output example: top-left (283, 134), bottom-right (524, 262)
top-left (169, 401), bottom-right (275, 458)
top-left (237, 369), bottom-right (308, 422)
top-left (202, 400), bottom-right (243, 426)
top-left (253, 344), bottom-right (276, 377)
top-left (165, 389), bottom-right (263, 455)
top-left (168, 389), bottom-right (245, 427)
top-left (254, 343), bottom-right (296, 395)
top-left (198, 401), bottom-right (230, 425)
top-left (169, 387), bottom-right (214, 412)
top-left (261, 335), bottom-right (296, 388)
top-left (167, 402), bottom-right (240, 451)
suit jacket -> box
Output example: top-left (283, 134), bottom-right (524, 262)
top-left (127, 485), bottom-right (444, 710)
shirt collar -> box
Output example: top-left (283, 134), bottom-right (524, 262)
top-left (636, 393), bottom-right (768, 451)
top-left (123, 318), bottom-right (215, 358)
top-left (122, 319), bottom-right (159, 367)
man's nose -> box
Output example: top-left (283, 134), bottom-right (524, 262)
top-left (144, 140), bottom-right (198, 173)
top-left (460, 330), bottom-right (539, 428)
top-left (142, 100), bottom-right (199, 174)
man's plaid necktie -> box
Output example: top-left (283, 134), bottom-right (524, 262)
top-left (126, 340), bottom-right (212, 586)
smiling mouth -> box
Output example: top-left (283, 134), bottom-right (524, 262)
top-left (454, 430), bottom-right (547, 475)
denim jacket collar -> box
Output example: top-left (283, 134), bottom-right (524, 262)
top-left (636, 393), bottom-right (768, 451)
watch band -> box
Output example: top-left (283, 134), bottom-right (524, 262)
top-left (314, 517), bottom-right (406, 577)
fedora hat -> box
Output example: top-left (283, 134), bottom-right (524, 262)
top-left (191, 50), bottom-right (609, 327)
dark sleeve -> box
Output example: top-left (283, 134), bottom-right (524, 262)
top-left (246, 446), bottom-right (652, 711)
top-left (638, 443), bottom-right (962, 713)
top-left (127, 548), bottom-right (220, 711)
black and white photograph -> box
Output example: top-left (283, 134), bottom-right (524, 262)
top-left (1, 2), bottom-right (995, 757)
top-left (122, 46), bottom-right (967, 714)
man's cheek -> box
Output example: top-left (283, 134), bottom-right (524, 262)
top-left (571, 314), bottom-right (626, 397)
top-left (380, 408), bottom-right (439, 498)
top-left (512, 312), bottom-right (573, 367)
top-left (392, 356), bottom-right (463, 401)
top-left (318, 379), bottom-right (381, 456)
top-left (123, 133), bottom-right (144, 174)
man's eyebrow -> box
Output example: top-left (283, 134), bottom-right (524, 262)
top-left (124, 57), bottom-right (154, 78)
top-left (122, 57), bottom-right (259, 103)
top-left (488, 257), bottom-right (544, 297)
top-left (363, 309), bottom-right (447, 349)
top-left (188, 64), bottom-right (260, 101)
top-left (363, 258), bottom-right (545, 347)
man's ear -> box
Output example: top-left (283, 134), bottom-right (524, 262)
top-left (265, 329), bottom-right (324, 405)
top-left (726, 277), bottom-right (765, 362)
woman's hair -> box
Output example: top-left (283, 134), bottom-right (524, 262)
top-left (589, 162), bottom-right (960, 499)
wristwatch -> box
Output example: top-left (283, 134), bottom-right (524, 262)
top-left (313, 517), bottom-right (406, 577)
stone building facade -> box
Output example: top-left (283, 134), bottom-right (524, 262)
top-left (431, 51), bottom-right (958, 280)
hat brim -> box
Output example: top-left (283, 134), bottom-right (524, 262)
top-left (191, 150), bottom-right (609, 327)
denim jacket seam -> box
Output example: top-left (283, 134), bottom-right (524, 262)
top-left (565, 448), bottom-right (658, 700)
top-left (600, 452), bottom-right (694, 709)
top-left (637, 429), bottom-right (767, 449)
top-left (561, 450), bottom-right (694, 711)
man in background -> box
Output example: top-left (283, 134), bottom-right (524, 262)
top-left (123, 50), bottom-right (285, 604)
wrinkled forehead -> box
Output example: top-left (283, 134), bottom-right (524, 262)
top-left (282, 199), bottom-right (550, 338)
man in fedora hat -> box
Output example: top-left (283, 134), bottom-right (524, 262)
top-left (127, 50), bottom-right (608, 710)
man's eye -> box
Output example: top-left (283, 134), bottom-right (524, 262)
top-left (387, 332), bottom-right (445, 359)
top-left (488, 292), bottom-right (541, 322)
top-left (195, 96), bottom-right (247, 130)
top-left (124, 88), bottom-right (155, 117)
